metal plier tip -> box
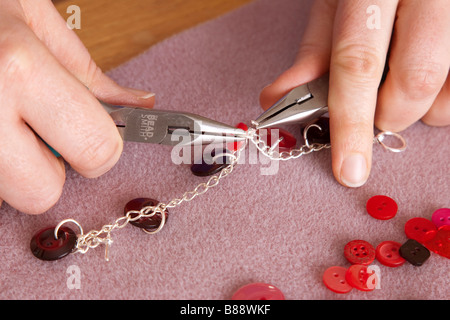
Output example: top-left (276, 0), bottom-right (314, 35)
top-left (254, 73), bottom-right (329, 129)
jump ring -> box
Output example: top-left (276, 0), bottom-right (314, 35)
top-left (54, 219), bottom-right (84, 240)
top-left (374, 131), bottom-right (407, 153)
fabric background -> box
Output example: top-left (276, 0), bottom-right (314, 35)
top-left (0, 0), bottom-right (448, 300)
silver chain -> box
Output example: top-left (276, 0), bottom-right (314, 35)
top-left (58, 121), bottom-right (404, 261)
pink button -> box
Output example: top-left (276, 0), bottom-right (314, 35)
top-left (431, 208), bottom-right (450, 228)
top-left (232, 283), bottom-right (285, 300)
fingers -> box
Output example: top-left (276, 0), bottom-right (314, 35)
top-left (20, 0), bottom-right (155, 108)
top-left (329, 0), bottom-right (398, 188)
top-left (422, 76), bottom-right (450, 126)
top-left (375, 0), bottom-right (450, 132)
top-left (259, 0), bottom-right (337, 110)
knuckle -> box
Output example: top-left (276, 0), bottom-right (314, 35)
top-left (74, 134), bottom-right (122, 177)
top-left (332, 43), bottom-right (383, 81)
top-left (396, 64), bottom-right (447, 100)
top-left (0, 38), bottom-right (33, 81)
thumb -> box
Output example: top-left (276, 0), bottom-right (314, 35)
top-left (21, 0), bottom-right (155, 108)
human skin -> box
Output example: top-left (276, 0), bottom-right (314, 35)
top-left (260, 0), bottom-right (449, 188)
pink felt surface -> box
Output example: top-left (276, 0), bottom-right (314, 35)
top-left (0, 0), bottom-right (449, 300)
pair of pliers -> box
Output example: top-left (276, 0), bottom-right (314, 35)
top-left (253, 73), bottom-right (329, 129)
top-left (101, 102), bottom-right (247, 147)
top-left (103, 74), bottom-right (329, 147)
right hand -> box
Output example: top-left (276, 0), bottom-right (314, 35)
top-left (0, 0), bottom-right (155, 214)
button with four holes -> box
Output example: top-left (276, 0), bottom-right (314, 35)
top-left (399, 239), bottom-right (431, 266)
top-left (366, 195), bottom-right (398, 220)
top-left (345, 264), bottom-right (378, 291)
top-left (344, 240), bottom-right (376, 265)
top-left (323, 266), bottom-right (353, 294)
top-left (375, 241), bottom-right (406, 267)
top-left (404, 217), bottom-right (437, 243)
top-left (231, 283), bottom-right (285, 300)
top-left (431, 208), bottom-right (450, 229)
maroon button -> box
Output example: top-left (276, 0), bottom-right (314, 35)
top-left (305, 117), bottom-right (330, 145)
top-left (344, 240), bottom-right (376, 265)
top-left (322, 266), bottom-right (353, 294)
top-left (191, 148), bottom-right (233, 177)
top-left (431, 208), bottom-right (450, 229)
top-left (30, 226), bottom-right (77, 261)
top-left (375, 241), bottom-right (406, 267)
top-left (345, 264), bottom-right (378, 292)
top-left (124, 198), bottom-right (168, 231)
top-left (366, 195), bottom-right (398, 220)
top-left (404, 217), bottom-right (437, 243)
top-left (424, 225), bottom-right (450, 259)
top-left (231, 283), bottom-right (285, 300)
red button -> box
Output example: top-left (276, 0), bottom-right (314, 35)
top-left (404, 217), bottom-right (437, 243)
top-left (344, 240), bottom-right (376, 265)
top-left (231, 283), bottom-right (285, 300)
top-left (424, 225), bottom-right (450, 259)
top-left (366, 195), bottom-right (398, 220)
top-left (345, 264), bottom-right (378, 292)
top-left (375, 241), bottom-right (406, 267)
top-left (227, 122), bottom-right (248, 152)
top-left (124, 198), bottom-right (168, 231)
top-left (431, 208), bottom-right (450, 228)
top-left (323, 266), bottom-right (353, 294)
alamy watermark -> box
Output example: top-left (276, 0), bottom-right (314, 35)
top-left (66, 5), bottom-right (81, 30)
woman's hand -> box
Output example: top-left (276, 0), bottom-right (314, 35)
top-left (260, 0), bottom-right (449, 187)
top-left (0, 0), bottom-right (155, 214)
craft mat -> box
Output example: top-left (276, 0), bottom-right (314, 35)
top-left (0, 0), bottom-right (448, 300)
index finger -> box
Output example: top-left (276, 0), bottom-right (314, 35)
top-left (329, 0), bottom-right (398, 187)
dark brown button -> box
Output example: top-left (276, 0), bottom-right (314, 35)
top-left (399, 239), bottom-right (431, 266)
top-left (30, 226), bottom-right (77, 261)
top-left (191, 148), bottom-right (233, 177)
top-left (124, 198), bottom-right (168, 231)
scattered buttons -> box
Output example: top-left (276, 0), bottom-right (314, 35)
top-left (431, 208), bottom-right (450, 229)
top-left (30, 226), bottom-right (77, 261)
top-left (345, 264), bottom-right (378, 291)
top-left (227, 122), bottom-right (248, 152)
top-left (124, 198), bottom-right (168, 231)
top-left (375, 241), bottom-right (406, 267)
top-left (344, 240), bottom-right (376, 265)
top-left (424, 225), bottom-right (450, 259)
top-left (399, 239), bottom-right (431, 266)
top-left (404, 217), bottom-right (437, 243)
top-left (323, 266), bottom-right (353, 294)
top-left (231, 283), bottom-right (285, 300)
top-left (366, 195), bottom-right (398, 220)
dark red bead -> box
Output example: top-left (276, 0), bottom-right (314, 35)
top-left (30, 226), bottom-right (77, 261)
top-left (191, 148), bottom-right (233, 177)
top-left (344, 240), bottom-right (376, 265)
top-left (305, 117), bottom-right (330, 145)
top-left (124, 198), bottom-right (168, 231)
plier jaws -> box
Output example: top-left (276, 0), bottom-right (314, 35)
top-left (254, 73), bottom-right (329, 129)
top-left (101, 102), bottom-right (247, 147)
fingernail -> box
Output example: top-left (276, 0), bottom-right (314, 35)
top-left (340, 153), bottom-right (368, 188)
top-left (139, 92), bottom-right (155, 99)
